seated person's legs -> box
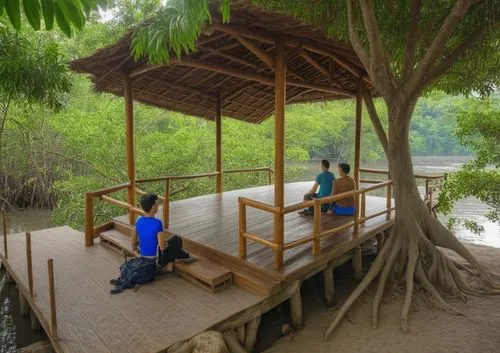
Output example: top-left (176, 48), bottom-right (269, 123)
top-left (158, 235), bottom-right (195, 270)
top-left (300, 193), bottom-right (318, 215)
top-left (332, 204), bottom-right (355, 216)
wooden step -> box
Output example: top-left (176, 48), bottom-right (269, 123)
top-left (175, 259), bottom-right (232, 293)
top-left (100, 229), bottom-right (133, 255)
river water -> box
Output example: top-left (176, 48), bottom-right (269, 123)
top-left (1, 156), bottom-right (498, 351)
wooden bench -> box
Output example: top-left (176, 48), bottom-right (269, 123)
top-left (174, 259), bottom-right (232, 293)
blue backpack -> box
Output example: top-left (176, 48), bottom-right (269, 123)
top-left (110, 257), bottom-right (158, 294)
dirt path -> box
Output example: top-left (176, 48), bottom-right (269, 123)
top-left (264, 244), bottom-right (500, 353)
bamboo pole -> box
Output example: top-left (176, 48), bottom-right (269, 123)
top-left (273, 38), bottom-right (286, 270)
top-left (353, 194), bottom-right (360, 238)
top-left (352, 246), bottom-right (363, 281)
top-left (290, 282), bottom-right (303, 329)
top-left (26, 232), bottom-right (34, 296)
top-left (215, 90), bottom-right (223, 193)
top-left (239, 200), bottom-right (247, 260)
top-left (323, 262), bottom-right (335, 307)
top-left (361, 192), bottom-right (366, 225)
top-left (124, 76), bottom-right (136, 226)
top-left (312, 200), bottom-right (321, 255)
top-left (84, 193), bottom-right (94, 247)
top-left (354, 88), bottom-right (363, 189)
top-left (268, 167), bottom-right (272, 185)
top-left (163, 179), bottom-right (170, 228)
top-left (47, 259), bottom-right (57, 338)
top-left (2, 210), bottom-right (7, 259)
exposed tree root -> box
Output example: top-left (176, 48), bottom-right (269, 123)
top-left (324, 209), bottom-right (500, 340)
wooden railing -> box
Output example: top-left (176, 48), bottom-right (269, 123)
top-left (238, 180), bottom-right (394, 270)
top-left (84, 167), bottom-right (273, 247)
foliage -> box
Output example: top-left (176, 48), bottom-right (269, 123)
top-left (438, 98), bottom-right (500, 233)
top-left (0, 0), bottom-right (108, 36)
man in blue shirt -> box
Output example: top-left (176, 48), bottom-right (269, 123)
top-left (299, 159), bottom-right (335, 215)
top-left (131, 193), bottom-right (195, 272)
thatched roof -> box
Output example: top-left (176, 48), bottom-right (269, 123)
top-left (70, 0), bottom-right (374, 124)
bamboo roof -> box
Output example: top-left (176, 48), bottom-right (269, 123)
top-left (70, 0), bottom-right (374, 124)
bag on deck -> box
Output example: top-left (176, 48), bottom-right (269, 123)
top-left (110, 257), bottom-right (158, 294)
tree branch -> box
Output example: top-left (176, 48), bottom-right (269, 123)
top-left (346, 0), bottom-right (370, 70)
top-left (423, 27), bottom-right (485, 87)
top-left (407, 0), bottom-right (473, 91)
top-left (361, 89), bottom-right (388, 157)
top-left (402, 0), bottom-right (422, 81)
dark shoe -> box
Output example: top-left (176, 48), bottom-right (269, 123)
top-left (298, 210), bottom-right (312, 216)
top-left (176, 257), bottom-right (197, 264)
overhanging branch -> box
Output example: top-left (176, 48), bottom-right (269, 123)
top-left (346, 0), bottom-right (370, 70)
top-left (362, 89), bottom-right (388, 157)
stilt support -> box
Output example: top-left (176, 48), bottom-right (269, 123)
top-left (244, 316), bottom-right (261, 353)
top-left (323, 262), bottom-right (335, 307)
top-left (30, 310), bottom-right (42, 331)
top-left (236, 325), bottom-right (246, 345)
top-left (19, 287), bottom-right (29, 317)
top-left (5, 271), bottom-right (13, 284)
top-left (376, 232), bottom-right (385, 255)
top-left (223, 330), bottom-right (248, 353)
top-left (290, 282), bottom-right (303, 329)
top-left (352, 246), bottom-right (363, 281)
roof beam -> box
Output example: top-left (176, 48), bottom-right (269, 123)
top-left (234, 35), bottom-right (274, 69)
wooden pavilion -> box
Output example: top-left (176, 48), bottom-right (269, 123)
top-left (0, 2), bottom-right (444, 353)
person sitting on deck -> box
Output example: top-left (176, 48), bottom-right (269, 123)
top-left (327, 163), bottom-right (356, 216)
top-left (131, 193), bottom-right (196, 271)
top-left (299, 159), bottom-right (335, 216)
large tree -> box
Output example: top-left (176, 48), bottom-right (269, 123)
top-left (131, 0), bottom-right (500, 337)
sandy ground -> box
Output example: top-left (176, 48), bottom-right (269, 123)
top-left (263, 244), bottom-right (500, 353)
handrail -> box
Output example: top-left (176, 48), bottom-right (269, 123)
top-left (224, 166), bottom-right (271, 174)
top-left (89, 183), bottom-right (130, 197)
top-left (360, 168), bottom-right (445, 180)
top-left (239, 197), bottom-right (281, 214)
top-left (101, 195), bottom-right (145, 216)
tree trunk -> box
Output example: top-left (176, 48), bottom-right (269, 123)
top-left (324, 99), bottom-right (500, 339)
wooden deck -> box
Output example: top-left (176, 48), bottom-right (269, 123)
top-left (116, 182), bottom-right (393, 282)
top-left (0, 227), bottom-right (263, 353)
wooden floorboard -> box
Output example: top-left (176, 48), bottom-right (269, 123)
top-left (117, 182), bottom-right (392, 278)
top-left (0, 227), bottom-right (263, 353)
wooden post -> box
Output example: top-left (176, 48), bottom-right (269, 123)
top-left (353, 88), bottom-right (363, 189)
top-left (84, 192), bottom-right (94, 247)
top-left (124, 76), bottom-right (136, 225)
top-left (360, 192), bottom-right (366, 225)
top-left (290, 282), bottom-right (303, 329)
top-left (427, 185), bottom-right (433, 215)
top-left (323, 261), bottom-right (335, 307)
top-left (268, 167), bottom-right (272, 185)
top-left (273, 38), bottom-right (286, 270)
top-left (353, 194), bottom-right (360, 238)
top-left (352, 246), bottom-right (363, 281)
top-left (26, 232), bottom-right (34, 296)
top-left (244, 316), bottom-right (261, 353)
top-left (19, 288), bottom-right (29, 317)
top-left (2, 210), bottom-right (7, 259)
top-left (215, 90), bottom-right (223, 193)
top-left (30, 311), bottom-right (42, 331)
top-left (163, 179), bottom-right (170, 228)
top-left (377, 232), bottom-right (385, 255)
top-left (47, 259), bottom-right (57, 338)
top-left (312, 199), bottom-right (321, 255)
top-left (386, 183), bottom-right (392, 220)
top-left (236, 325), bottom-right (246, 345)
top-left (239, 200), bottom-right (247, 260)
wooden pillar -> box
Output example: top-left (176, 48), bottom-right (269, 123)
top-left (290, 282), bottom-right (303, 329)
top-left (26, 232), bottom-right (34, 296)
top-left (273, 39), bottom-right (286, 270)
top-left (124, 76), bottom-right (136, 225)
top-left (238, 200), bottom-right (247, 260)
top-left (47, 259), bottom-right (57, 338)
top-left (215, 90), bottom-right (223, 193)
top-left (244, 316), bottom-right (261, 353)
top-left (352, 246), bottom-right (363, 281)
top-left (84, 192), bottom-right (94, 247)
top-left (19, 288), bottom-right (29, 317)
top-left (2, 210), bottom-right (7, 259)
top-left (163, 179), bottom-right (170, 228)
top-left (323, 262), bottom-right (335, 307)
top-left (354, 88), bottom-right (363, 189)
top-left (377, 232), bottom-right (385, 255)
top-left (312, 200), bottom-right (321, 255)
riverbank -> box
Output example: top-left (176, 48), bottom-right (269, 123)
top-left (263, 243), bottom-right (500, 353)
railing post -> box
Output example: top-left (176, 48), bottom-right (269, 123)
top-left (26, 232), bottom-right (34, 296)
top-left (239, 199), bottom-right (247, 260)
top-left (163, 179), bottom-right (170, 228)
top-left (84, 192), bottom-right (94, 247)
top-left (268, 167), bottom-right (272, 185)
top-left (2, 210), bottom-right (7, 259)
top-left (360, 192), bottom-right (366, 225)
top-left (425, 179), bottom-right (430, 198)
top-left (386, 183), bottom-right (392, 220)
top-left (313, 199), bottom-right (321, 255)
top-left (353, 194), bottom-right (360, 239)
top-left (47, 259), bottom-right (57, 339)
top-left (273, 213), bottom-right (284, 269)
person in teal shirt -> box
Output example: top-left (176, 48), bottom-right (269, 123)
top-left (299, 159), bottom-right (335, 215)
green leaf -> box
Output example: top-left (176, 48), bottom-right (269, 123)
top-left (41, 0), bottom-right (55, 30)
top-left (54, 2), bottom-right (72, 36)
top-left (23, 0), bottom-right (42, 30)
top-left (5, 0), bottom-right (21, 30)
top-left (63, 0), bottom-right (85, 30)
top-left (0, 0), bottom-right (5, 16)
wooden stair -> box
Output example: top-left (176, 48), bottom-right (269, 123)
top-left (101, 218), bottom-right (282, 295)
